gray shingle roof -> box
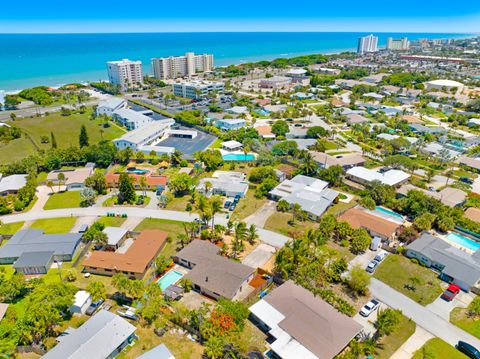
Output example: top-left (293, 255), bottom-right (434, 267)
top-left (13, 251), bottom-right (54, 269)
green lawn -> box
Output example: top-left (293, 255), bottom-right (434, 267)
top-left (0, 108), bottom-right (126, 163)
top-left (0, 222), bottom-right (25, 235)
top-left (374, 255), bottom-right (443, 305)
top-left (134, 218), bottom-right (186, 258)
top-left (450, 308), bottom-right (480, 339)
top-left (412, 338), bottom-right (467, 359)
top-left (43, 191), bottom-right (81, 210)
top-left (264, 211), bottom-right (317, 237)
top-left (325, 200), bottom-right (357, 217)
top-left (374, 314), bottom-right (416, 358)
top-left (232, 190), bottom-right (267, 220)
top-left (96, 216), bottom-right (126, 227)
top-left (166, 195), bottom-right (192, 211)
top-left (30, 217), bottom-right (77, 234)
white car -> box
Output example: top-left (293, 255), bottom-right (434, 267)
top-left (374, 250), bottom-right (388, 263)
top-left (360, 299), bottom-right (380, 317)
top-left (366, 260), bottom-right (379, 273)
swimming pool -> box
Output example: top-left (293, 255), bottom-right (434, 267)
top-left (446, 232), bottom-right (480, 252)
top-left (126, 167), bottom-right (149, 175)
top-left (374, 206), bottom-right (404, 220)
top-left (157, 270), bottom-right (184, 291)
top-left (222, 153), bottom-right (255, 161)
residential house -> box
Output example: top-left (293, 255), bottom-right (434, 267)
top-left (406, 233), bottom-right (480, 292)
top-left (105, 172), bottom-right (167, 192)
top-left (249, 281), bottom-right (363, 359)
top-left (465, 207), bottom-right (480, 224)
top-left (103, 227), bottom-right (129, 250)
top-left (408, 123), bottom-right (445, 135)
top-left (0, 304), bottom-right (9, 323)
top-left (256, 125), bottom-right (275, 139)
top-left (138, 344), bottom-right (175, 359)
top-left (346, 113), bottom-right (369, 125)
top-left (215, 118), bottom-right (246, 131)
top-left (346, 167), bottom-right (410, 187)
top-left (220, 140), bottom-right (243, 151)
top-left (226, 106), bottom-right (248, 116)
top-left (397, 184), bottom-right (467, 207)
top-left (459, 156), bottom-right (480, 172)
top-left (197, 171), bottom-right (249, 198)
top-left (338, 208), bottom-right (401, 241)
top-left (43, 310), bottom-right (136, 359)
top-left (0, 229), bottom-right (82, 271)
top-left (0, 174), bottom-right (27, 196)
top-left (70, 290), bottom-right (92, 315)
top-left (82, 230), bottom-right (168, 279)
top-left (174, 240), bottom-right (255, 300)
top-left (310, 152), bottom-right (366, 170)
top-left (46, 163), bottom-right (95, 191)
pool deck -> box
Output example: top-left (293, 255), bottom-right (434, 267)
top-left (436, 232), bottom-right (477, 254)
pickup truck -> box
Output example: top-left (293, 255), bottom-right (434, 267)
top-left (441, 284), bottom-right (461, 301)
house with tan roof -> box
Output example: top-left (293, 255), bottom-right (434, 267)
top-left (256, 125), bottom-right (275, 139)
top-left (397, 184), bottom-right (467, 208)
top-left (249, 280), bottom-right (362, 359)
top-left (465, 207), bottom-right (480, 224)
top-left (338, 207), bottom-right (401, 240)
top-left (46, 163), bottom-right (95, 190)
top-left (310, 151), bottom-right (365, 170)
top-left (82, 230), bottom-right (167, 279)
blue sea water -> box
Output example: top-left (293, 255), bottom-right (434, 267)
top-left (0, 32), bottom-right (471, 91)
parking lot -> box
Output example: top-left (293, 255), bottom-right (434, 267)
top-left (156, 127), bottom-right (217, 158)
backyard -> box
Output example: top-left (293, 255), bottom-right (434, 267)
top-left (43, 191), bottom-right (81, 210)
top-left (412, 338), bottom-right (467, 359)
top-left (29, 217), bottom-right (77, 234)
top-left (373, 255), bottom-right (443, 305)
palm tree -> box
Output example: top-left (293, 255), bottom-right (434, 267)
top-left (232, 222), bottom-right (247, 259)
top-left (195, 195), bottom-right (211, 227)
top-left (204, 181), bottom-right (212, 196)
top-left (291, 203), bottom-right (301, 224)
top-left (57, 172), bottom-right (66, 191)
top-left (210, 196), bottom-right (223, 228)
top-left (139, 176), bottom-right (148, 197)
top-left (46, 180), bottom-right (55, 194)
top-left (246, 224), bottom-right (259, 245)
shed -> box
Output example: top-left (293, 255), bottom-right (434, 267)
top-left (70, 290), bottom-right (92, 315)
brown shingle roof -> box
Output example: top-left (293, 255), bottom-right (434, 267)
top-left (82, 230), bottom-right (167, 274)
top-left (265, 281), bottom-right (362, 359)
top-left (338, 208), bottom-right (400, 238)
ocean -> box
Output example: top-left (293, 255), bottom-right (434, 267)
top-left (0, 32), bottom-right (472, 91)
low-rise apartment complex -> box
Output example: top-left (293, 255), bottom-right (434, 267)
top-left (172, 80), bottom-right (224, 99)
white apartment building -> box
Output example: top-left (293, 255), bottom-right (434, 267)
top-left (357, 35), bottom-right (378, 55)
top-left (172, 80), bottom-right (224, 99)
top-left (387, 37), bottom-right (410, 51)
top-left (151, 52), bottom-right (214, 80)
top-left (106, 59), bottom-right (144, 91)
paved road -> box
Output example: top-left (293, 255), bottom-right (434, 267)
top-left (370, 278), bottom-right (480, 348)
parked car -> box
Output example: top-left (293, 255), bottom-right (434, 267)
top-left (441, 283), bottom-right (461, 301)
top-left (229, 203), bottom-right (236, 211)
top-left (224, 201), bottom-right (232, 209)
top-left (460, 177), bottom-right (474, 185)
top-left (366, 260), bottom-right (379, 273)
top-left (359, 299), bottom-right (380, 317)
top-left (86, 298), bottom-right (105, 316)
top-left (374, 250), bottom-right (388, 263)
top-left (234, 195), bottom-right (241, 203)
top-left (456, 341), bottom-right (480, 359)
top-left (78, 224), bottom-right (89, 233)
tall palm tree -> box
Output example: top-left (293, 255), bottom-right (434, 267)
top-left (292, 203), bottom-right (301, 224)
top-left (246, 224), bottom-right (259, 245)
top-left (204, 181), bottom-right (212, 195)
top-left (139, 176), bottom-right (148, 197)
top-left (210, 196), bottom-right (223, 228)
top-left (232, 222), bottom-right (247, 259)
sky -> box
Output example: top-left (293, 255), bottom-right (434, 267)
top-left (1, 0), bottom-right (479, 33)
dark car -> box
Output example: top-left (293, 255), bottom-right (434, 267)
top-left (224, 201), bottom-right (232, 209)
top-left (460, 177), bottom-right (474, 185)
top-left (229, 203), bottom-right (236, 211)
top-left (234, 195), bottom-right (241, 203)
top-left (86, 298), bottom-right (105, 316)
top-left (456, 341), bottom-right (480, 359)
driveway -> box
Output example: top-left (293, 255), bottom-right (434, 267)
top-left (369, 278), bottom-right (480, 348)
top-left (32, 185), bottom-right (53, 212)
top-left (426, 290), bottom-right (475, 321)
top-left (70, 216), bottom-right (97, 233)
top-left (353, 301), bottom-right (387, 338)
top-left (244, 200), bottom-right (277, 228)
top-left (242, 244), bottom-right (276, 268)
top-left (347, 249), bottom-right (378, 271)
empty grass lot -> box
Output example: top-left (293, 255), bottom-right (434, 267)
top-left (0, 222), bottom-right (25, 235)
top-left (30, 217), bottom-right (77, 234)
top-left (96, 216), bottom-right (126, 227)
top-left (373, 255), bottom-right (443, 305)
top-left (43, 191), bottom-right (81, 210)
top-left (450, 308), bottom-right (480, 339)
top-left (374, 314), bottom-right (416, 358)
top-left (264, 212), bottom-right (317, 236)
top-left (134, 218), bottom-right (186, 258)
top-left (0, 109), bottom-right (126, 163)
top-left (233, 190), bottom-right (268, 220)
top-left (412, 338), bottom-right (467, 359)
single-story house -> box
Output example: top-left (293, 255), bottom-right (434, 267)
top-left (338, 208), bottom-right (401, 241)
top-left (174, 240), bottom-right (255, 300)
top-left (43, 310), bottom-right (136, 359)
top-left (249, 280), bottom-right (363, 359)
top-left (215, 118), bottom-right (246, 131)
top-left (408, 124), bottom-right (445, 135)
top-left (226, 106), bottom-right (248, 115)
top-left (82, 230), bottom-right (168, 280)
top-left (256, 125), bottom-right (275, 139)
top-left (264, 104), bottom-right (288, 113)
top-left (406, 233), bottom-right (480, 292)
top-left (0, 173), bottom-right (27, 196)
top-left (346, 113), bottom-right (369, 125)
top-left (103, 227), bottom-right (129, 250)
top-left (467, 118), bottom-right (480, 127)
top-left (197, 171), bottom-right (249, 198)
top-left (47, 163), bottom-right (95, 191)
top-left (458, 156), bottom-right (480, 172)
top-left (422, 142), bottom-right (461, 159)
top-left (137, 344), bottom-right (175, 359)
top-left (346, 167), bottom-right (410, 187)
top-left (221, 140), bottom-right (243, 151)
top-left (70, 290), bottom-right (92, 315)
top-left (105, 173), bottom-right (167, 191)
top-left (397, 184), bottom-right (467, 208)
top-left (0, 228), bottom-right (82, 267)
top-left (464, 207), bottom-right (480, 223)
top-left (310, 152), bottom-right (366, 170)
top-left (96, 97), bottom-right (127, 116)
top-left (402, 115), bottom-right (424, 124)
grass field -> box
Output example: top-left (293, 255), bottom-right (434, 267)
top-left (166, 195), bottom-right (192, 211)
top-left (450, 308), bottom-right (480, 339)
top-left (264, 211), bottom-right (317, 236)
top-left (30, 217), bottom-right (77, 234)
top-left (0, 222), bottom-right (25, 235)
top-left (374, 315), bottom-right (416, 358)
top-left (134, 218), bottom-right (186, 258)
top-left (374, 255), bottom-right (443, 305)
top-left (96, 216), bottom-right (126, 227)
top-left (412, 338), bottom-right (467, 359)
top-left (0, 108), bottom-right (126, 163)
top-left (233, 190), bottom-right (267, 220)
top-left (43, 191), bottom-right (81, 210)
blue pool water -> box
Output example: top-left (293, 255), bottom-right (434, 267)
top-left (157, 270), bottom-right (184, 291)
top-left (126, 167), bottom-right (149, 175)
top-left (374, 206), bottom-right (404, 220)
top-left (223, 153), bottom-right (255, 161)
top-left (446, 232), bottom-right (480, 252)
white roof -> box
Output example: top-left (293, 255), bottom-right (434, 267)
top-left (113, 108), bottom-right (152, 125)
top-left (73, 290), bottom-right (91, 307)
top-left (98, 97), bottom-right (125, 110)
top-left (218, 118), bottom-right (246, 125)
top-left (427, 79), bottom-right (464, 87)
top-left (0, 174), bottom-right (27, 193)
top-left (227, 106), bottom-right (248, 114)
top-left (377, 133), bottom-right (399, 141)
top-left (103, 227), bottom-right (128, 246)
top-left (114, 119), bottom-right (174, 146)
top-left (287, 69), bottom-right (307, 75)
top-left (269, 175), bottom-right (328, 199)
top-left (221, 140), bottom-right (243, 149)
top-left (347, 167), bottom-right (410, 186)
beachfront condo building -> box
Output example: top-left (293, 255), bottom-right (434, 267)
top-left (106, 59), bottom-right (144, 91)
top-left (151, 52), bottom-right (214, 80)
top-left (387, 37), bottom-right (410, 51)
top-left (357, 34), bottom-right (378, 54)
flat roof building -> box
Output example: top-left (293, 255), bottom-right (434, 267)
top-left (96, 97), bottom-right (127, 116)
top-left (172, 80), bottom-right (224, 99)
top-left (346, 167), bottom-right (410, 187)
top-left (106, 59), bottom-right (143, 91)
top-left (152, 52), bottom-right (214, 80)
top-left (113, 118), bottom-right (175, 152)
